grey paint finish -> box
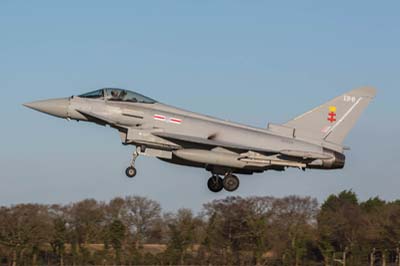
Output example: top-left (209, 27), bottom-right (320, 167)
top-left (23, 87), bottom-right (376, 191)
top-left (285, 87), bottom-right (376, 144)
top-left (24, 98), bottom-right (70, 119)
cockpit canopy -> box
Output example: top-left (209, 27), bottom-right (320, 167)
top-left (78, 88), bottom-right (157, 104)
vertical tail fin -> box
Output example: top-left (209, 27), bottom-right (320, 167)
top-left (284, 87), bottom-right (376, 145)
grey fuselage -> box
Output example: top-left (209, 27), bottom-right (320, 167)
top-left (25, 87), bottom-right (379, 179)
top-left (63, 95), bottom-right (344, 174)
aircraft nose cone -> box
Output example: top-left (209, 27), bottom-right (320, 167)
top-left (23, 98), bottom-right (70, 118)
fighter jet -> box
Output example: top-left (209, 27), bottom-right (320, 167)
top-left (24, 87), bottom-right (376, 192)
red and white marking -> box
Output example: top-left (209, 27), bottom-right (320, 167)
top-left (169, 118), bottom-right (182, 124)
top-left (153, 114), bottom-right (166, 121)
top-left (153, 114), bottom-right (182, 125)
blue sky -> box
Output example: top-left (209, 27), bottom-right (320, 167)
top-left (1, 1), bottom-right (399, 211)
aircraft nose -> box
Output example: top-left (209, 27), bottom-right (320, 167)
top-left (23, 98), bottom-right (70, 118)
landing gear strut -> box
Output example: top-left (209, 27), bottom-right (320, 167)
top-left (207, 172), bottom-right (240, 192)
top-left (125, 147), bottom-right (140, 178)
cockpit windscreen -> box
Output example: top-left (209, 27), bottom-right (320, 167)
top-left (79, 88), bottom-right (156, 104)
top-left (104, 89), bottom-right (156, 104)
top-left (79, 89), bottom-right (104, 99)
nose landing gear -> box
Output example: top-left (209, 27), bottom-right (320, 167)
top-left (125, 147), bottom-right (140, 178)
top-left (125, 166), bottom-right (137, 178)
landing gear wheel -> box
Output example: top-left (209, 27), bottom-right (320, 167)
top-left (125, 167), bottom-right (137, 178)
top-left (207, 175), bottom-right (224, 193)
top-left (223, 174), bottom-right (240, 192)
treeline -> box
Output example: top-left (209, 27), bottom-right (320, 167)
top-left (0, 191), bottom-right (400, 266)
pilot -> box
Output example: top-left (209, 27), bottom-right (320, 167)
top-left (119, 90), bottom-right (127, 100)
top-left (110, 90), bottom-right (120, 100)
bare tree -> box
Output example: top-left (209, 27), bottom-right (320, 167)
top-left (67, 199), bottom-right (106, 265)
top-left (267, 196), bottom-right (318, 266)
top-left (121, 196), bottom-right (162, 247)
top-left (164, 208), bottom-right (204, 265)
top-left (0, 204), bottom-right (52, 266)
top-left (48, 204), bottom-right (69, 266)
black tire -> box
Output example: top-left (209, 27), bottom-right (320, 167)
top-left (125, 167), bottom-right (137, 178)
top-left (207, 175), bottom-right (223, 193)
top-left (223, 174), bottom-right (240, 192)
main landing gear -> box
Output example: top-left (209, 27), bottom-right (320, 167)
top-left (125, 147), bottom-right (140, 178)
top-left (207, 173), bottom-right (240, 193)
top-left (207, 175), bottom-right (223, 192)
